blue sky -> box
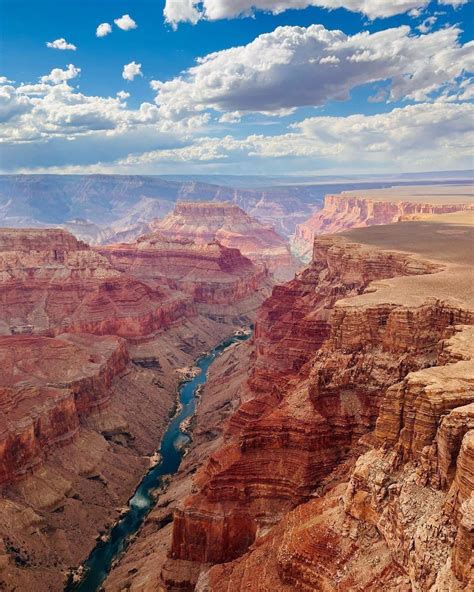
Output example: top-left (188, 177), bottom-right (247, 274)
top-left (0, 0), bottom-right (473, 174)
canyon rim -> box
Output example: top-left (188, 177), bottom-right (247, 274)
top-left (0, 1), bottom-right (473, 591)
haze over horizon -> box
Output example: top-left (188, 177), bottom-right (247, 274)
top-left (1, 0), bottom-right (473, 176)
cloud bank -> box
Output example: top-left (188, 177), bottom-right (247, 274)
top-left (164, 0), bottom-right (468, 25)
top-left (153, 24), bottom-right (473, 120)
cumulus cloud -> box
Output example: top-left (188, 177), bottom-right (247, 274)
top-left (117, 102), bottom-right (473, 172)
top-left (153, 24), bottom-right (473, 120)
top-left (0, 81), bottom-right (33, 123)
top-left (46, 38), bottom-right (77, 51)
top-left (114, 14), bottom-right (137, 31)
top-left (96, 22), bottom-right (112, 37)
top-left (164, 0), bottom-right (468, 25)
top-left (122, 62), bottom-right (142, 81)
top-left (40, 64), bottom-right (81, 84)
top-left (0, 68), bottom-right (186, 172)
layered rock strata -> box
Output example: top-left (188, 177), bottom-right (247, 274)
top-left (0, 227), bottom-right (270, 591)
top-left (98, 233), bottom-right (269, 318)
top-left (293, 186), bottom-right (473, 260)
top-left (0, 228), bottom-right (194, 338)
top-left (159, 219), bottom-right (474, 590)
top-left (151, 201), bottom-right (299, 281)
top-left (0, 333), bottom-right (128, 484)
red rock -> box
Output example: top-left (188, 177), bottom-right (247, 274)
top-left (151, 201), bottom-right (299, 281)
top-left (162, 219), bottom-right (474, 590)
top-left (0, 228), bottom-right (195, 338)
top-left (98, 233), bottom-right (268, 306)
top-left (0, 333), bottom-right (128, 484)
top-left (293, 190), bottom-right (474, 260)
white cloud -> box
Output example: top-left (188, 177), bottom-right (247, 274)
top-left (96, 23), bottom-right (112, 37)
top-left (150, 79), bottom-right (164, 91)
top-left (117, 90), bottom-right (130, 100)
top-left (417, 15), bottom-right (437, 32)
top-left (164, 0), bottom-right (201, 27)
top-left (40, 64), bottom-right (81, 84)
top-left (46, 38), bottom-right (77, 51)
top-left (116, 102), bottom-right (474, 172)
top-left (153, 24), bottom-right (473, 120)
top-left (164, 0), bottom-right (468, 25)
top-left (114, 14), bottom-right (138, 31)
top-left (122, 62), bottom-right (142, 81)
top-left (0, 82), bottom-right (33, 123)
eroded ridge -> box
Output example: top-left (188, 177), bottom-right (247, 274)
top-left (161, 219), bottom-right (473, 591)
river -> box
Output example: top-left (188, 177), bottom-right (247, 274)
top-left (66, 330), bottom-right (251, 592)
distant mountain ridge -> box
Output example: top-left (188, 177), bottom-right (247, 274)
top-left (0, 173), bottom-right (472, 245)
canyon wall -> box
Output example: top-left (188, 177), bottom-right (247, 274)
top-left (0, 226), bottom-right (270, 591)
top-left (159, 219), bottom-right (473, 591)
top-left (0, 228), bottom-right (195, 338)
top-left (151, 202), bottom-right (299, 282)
top-left (293, 191), bottom-right (473, 260)
top-left (98, 233), bottom-right (269, 308)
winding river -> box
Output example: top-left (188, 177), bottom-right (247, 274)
top-left (66, 330), bottom-right (251, 592)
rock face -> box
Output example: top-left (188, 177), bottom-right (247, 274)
top-left (0, 333), bottom-right (128, 484)
top-left (151, 202), bottom-right (299, 281)
top-left (0, 228), bottom-right (194, 338)
top-left (0, 226), bottom-right (271, 591)
top-left (159, 218), bottom-right (474, 591)
top-left (98, 233), bottom-right (268, 308)
top-left (293, 189), bottom-right (474, 260)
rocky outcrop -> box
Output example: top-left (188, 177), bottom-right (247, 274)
top-left (293, 192), bottom-right (473, 260)
top-left (151, 202), bottom-right (299, 281)
top-left (0, 333), bottom-right (128, 484)
top-left (161, 220), bottom-right (474, 590)
top-left (98, 234), bottom-right (268, 307)
top-left (0, 226), bottom-right (273, 591)
top-left (0, 228), bottom-right (195, 338)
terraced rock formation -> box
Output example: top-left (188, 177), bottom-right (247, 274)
top-left (98, 233), bottom-right (270, 324)
top-left (292, 185), bottom-right (473, 261)
top-left (121, 214), bottom-right (473, 591)
top-left (151, 201), bottom-right (299, 282)
top-left (0, 227), bottom-right (270, 592)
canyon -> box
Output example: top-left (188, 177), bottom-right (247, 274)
top-left (292, 184), bottom-right (474, 261)
top-left (0, 189), bottom-right (472, 592)
top-left (150, 202), bottom-right (299, 282)
top-left (0, 226), bottom-right (270, 591)
top-left (104, 209), bottom-right (473, 591)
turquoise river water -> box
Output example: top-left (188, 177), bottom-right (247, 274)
top-left (66, 330), bottom-right (251, 592)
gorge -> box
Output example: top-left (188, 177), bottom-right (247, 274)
top-left (0, 187), bottom-right (472, 592)
top-left (103, 202), bottom-right (473, 592)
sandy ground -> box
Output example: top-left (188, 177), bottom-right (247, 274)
top-left (338, 216), bottom-right (474, 310)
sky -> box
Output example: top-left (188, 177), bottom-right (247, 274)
top-left (0, 0), bottom-right (473, 175)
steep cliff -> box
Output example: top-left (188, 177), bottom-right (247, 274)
top-left (151, 202), bottom-right (299, 281)
top-left (0, 227), bottom-right (272, 591)
top-left (0, 228), bottom-right (194, 338)
top-left (0, 333), bottom-right (128, 484)
top-left (98, 233), bottom-right (270, 322)
top-left (293, 185), bottom-right (473, 260)
top-left (161, 217), bottom-right (473, 590)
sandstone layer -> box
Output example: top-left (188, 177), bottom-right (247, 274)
top-left (155, 216), bottom-right (474, 591)
top-left (0, 227), bottom-right (270, 591)
top-left (292, 184), bottom-right (473, 261)
top-left (98, 233), bottom-right (270, 324)
top-left (151, 202), bottom-right (299, 281)
top-left (0, 228), bottom-right (194, 338)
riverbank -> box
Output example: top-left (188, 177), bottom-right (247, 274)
top-left (103, 332), bottom-right (254, 591)
top-left (66, 330), bottom-right (252, 592)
